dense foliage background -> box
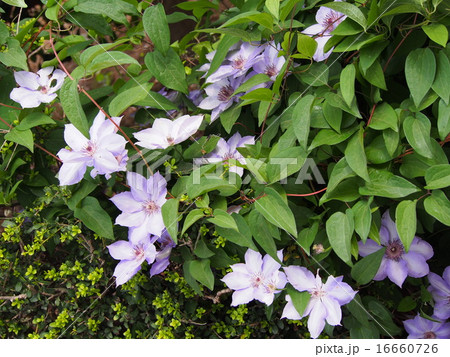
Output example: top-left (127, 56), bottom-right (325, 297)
top-left (0, 0), bottom-right (449, 339)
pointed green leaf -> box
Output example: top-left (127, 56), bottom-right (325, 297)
top-left (424, 190), bottom-right (450, 226)
top-left (4, 128), bottom-right (33, 152)
top-left (403, 115), bottom-right (434, 159)
top-left (352, 199), bottom-right (372, 243)
top-left (188, 259), bottom-right (214, 290)
top-left (208, 209), bottom-right (238, 231)
top-left (422, 24), bottom-right (448, 47)
top-left (322, 1), bottom-right (367, 29)
top-left (351, 247), bottom-right (385, 285)
top-left (405, 48), bottom-right (436, 107)
top-left (248, 210), bottom-right (279, 262)
top-left (345, 126), bottom-right (370, 182)
top-left (340, 64), bottom-right (356, 107)
top-left (326, 211), bottom-right (354, 265)
top-left (293, 95), bottom-right (315, 150)
top-left (60, 78), bottom-right (89, 137)
top-left (395, 200), bottom-right (417, 252)
top-left (74, 197), bottom-right (114, 239)
top-left (255, 187), bottom-right (297, 236)
top-left (432, 52), bottom-right (450, 104)
top-left (181, 209), bottom-right (205, 235)
top-left (425, 164), bottom-right (450, 189)
top-left (161, 198), bottom-right (180, 244)
top-left (368, 103), bottom-right (398, 132)
top-left (359, 169), bottom-right (420, 198)
top-left (287, 285), bottom-right (311, 317)
top-left (143, 4), bottom-right (170, 55)
top-left (16, 113), bottom-right (55, 130)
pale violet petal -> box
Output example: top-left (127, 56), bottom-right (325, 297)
top-left (281, 296), bottom-right (302, 320)
top-left (14, 71), bottom-right (40, 89)
top-left (358, 239), bottom-right (382, 257)
top-left (308, 301), bottom-right (327, 339)
top-left (107, 240), bottom-right (135, 260)
top-left (283, 265), bottom-right (316, 292)
top-left (322, 296), bottom-right (342, 326)
top-left (10, 87), bottom-right (41, 108)
top-left (386, 259), bottom-right (408, 287)
top-left (222, 272), bottom-right (251, 290)
top-left (231, 287), bottom-right (255, 306)
top-left (110, 191), bottom-right (143, 212)
top-left (64, 124), bottom-right (88, 151)
top-left (115, 210), bottom-right (147, 228)
top-left (244, 249), bottom-right (263, 275)
top-left (113, 259), bottom-right (141, 286)
top-left (409, 237), bottom-right (434, 260)
top-left (403, 251), bottom-right (429, 278)
top-left (57, 161), bottom-right (87, 186)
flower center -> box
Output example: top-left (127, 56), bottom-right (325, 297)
top-left (222, 151), bottom-right (235, 161)
top-left (83, 141), bottom-right (97, 156)
top-left (265, 64), bottom-right (278, 78)
top-left (233, 56), bottom-right (246, 70)
top-left (264, 282), bottom-right (277, 294)
top-left (423, 331), bottom-right (437, 339)
top-left (385, 239), bottom-right (404, 261)
top-left (217, 85), bottom-right (234, 102)
top-left (134, 245), bottom-right (145, 260)
top-left (167, 137), bottom-right (175, 145)
top-left (39, 86), bottom-right (49, 94)
top-left (142, 200), bottom-right (159, 215)
top-left (322, 13), bottom-right (341, 34)
top-left (311, 287), bottom-right (327, 300)
top-left (251, 273), bottom-right (264, 288)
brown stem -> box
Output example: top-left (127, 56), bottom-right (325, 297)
top-left (286, 187), bottom-right (327, 197)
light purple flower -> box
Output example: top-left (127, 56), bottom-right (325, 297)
top-left (282, 266), bottom-right (356, 339)
top-left (302, 0), bottom-right (346, 62)
top-left (150, 229), bottom-right (176, 277)
top-left (253, 42), bottom-right (286, 81)
top-left (107, 234), bottom-right (157, 286)
top-left (110, 171), bottom-right (168, 238)
top-left (57, 111), bottom-right (127, 186)
top-left (203, 132), bottom-right (254, 176)
top-left (134, 115), bottom-right (203, 150)
top-left (428, 266), bottom-right (450, 320)
top-left (187, 89), bottom-right (203, 106)
top-left (198, 76), bottom-right (244, 122)
top-left (358, 211), bottom-right (434, 288)
top-left (403, 315), bottom-right (450, 339)
top-left (10, 66), bottom-right (66, 108)
top-left (221, 249), bottom-right (287, 306)
top-left (206, 42), bottom-right (263, 83)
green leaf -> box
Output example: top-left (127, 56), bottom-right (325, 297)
top-left (299, 63), bottom-right (329, 87)
top-left (266, 146), bottom-right (307, 184)
top-left (438, 99), bottom-right (450, 140)
top-left (361, 59), bottom-right (386, 90)
top-left (433, 53), bottom-right (450, 104)
top-left (368, 103), bottom-right (398, 132)
top-left (59, 78), bottom-right (89, 138)
top-left (216, 215), bottom-right (257, 250)
top-left (220, 105), bottom-right (241, 134)
top-left (233, 73), bottom-right (271, 96)
top-left (425, 164), bottom-right (450, 189)
top-left (351, 248), bottom-right (385, 285)
top-left (145, 48), bottom-right (188, 94)
top-left (220, 11), bottom-right (274, 30)
top-left (322, 1), bottom-right (367, 29)
top-left (143, 4), bottom-right (170, 55)
top-left (4, 128), bottom-right (33, 152)
top-left (206, 35), bottom-right (239, 78)
top-left (161, 198), bottom-right (180, 244)
top-left (403, 115), bottom-right (434, 159)
top-left (194, 239), bottom-right (215, 259)
top-left (309, 125), bottom-right (359, 150)
top-left (296, 34), bottom-right (317, 59)
top-left (359, 169), bottom-right (420, 198)
top-left (74, 196), bottom-right (114, 239)
top-left (85, 51), bottom-right (141, 76)
top-left (293, 95), bottom-right (314, 150)
top-left (188, 259), bottom-right (214, 290)
top-left (405, 48), bottom-right (436, 107)
top-left (255, 187), bottom-right (297, 236)
top-left (286, 285), bottom-right (311, 317)
top-left (241, 88), bottom-right (274, 102)
top-left (0, 38), bottom-right (28, 70)
top-left (424, 190), bottom-right (450, 226)
top-left (326, 158), bottom-right (356, 193)
top-left (422, 24), bottom-right (448, 47)
top-left (208, 209), bottom-right (238, 231)
top-left (2, 0), bottom-right (27, 7)
top-left (359, 41), bottom-right (388, 74)
top-left (265, 0), bottom-right (280, 20)
top-left (181, 208), bottom-right (205, 235)
top-left (395, 200), bottom-right (417, 252)
top-left (67, 180), bottom-right (97, 211)
top-left (183, 260), bottom-right (203, 295)
top-left (326, 211), bottom-right (354, 265)
top-left (297, 221), bottom-right (319, 255)
top-left (345, 126), bottom-right (370, 182)
top-left (74, 0), bottom-right (138, 25)
top-left (16, 112), bottom-right (55, 130)
top-left (248, 210), bottom-right (279, 262)
top-left (352, 199), bottom-right (372, 243)
top-left (397, 296), bottom-right (417, 312)
top-left (79, 39), bottom-right (130, 67)
top-left (340, 64), bottom-right (356, 107)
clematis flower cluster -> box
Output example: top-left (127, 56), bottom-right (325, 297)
top-left (10, 66), bottom-right (67, 108)
top-left (403, 314), bottom-right (450, 339)
top-left (428, 266), bottom-right (450, 320)
top-left (221, 248), bottom-right (357, 339)
top-left (358, 211), bottom-right (433, 288)
top-left (198, 41), bottom-right (286, 122)
top-left (202, 132), bottom-right (255, 177)
top-left (302, 0), bottom-right (346, 62)
top-left (57, 111), bottom-right (128, 186)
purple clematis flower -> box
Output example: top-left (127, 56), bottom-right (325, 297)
top-left (110, 171), bottom-right (168, 238)
top-left (221, 249), bottom-right (287, 306)
top-left (253, 42), bottom-right (286, 81)
top-left (403, 315), bottom-right (450, 339)
top-left (107, 234), bottom-right (157, 286)
top-left (198, 76), bottom-right (244, 122)
top-left (10, 66), bottom-right (66, 108)
top-left (57, 111), bottom-right (127, 186)
top-left (203, 132), bottom-right (254, 176)
top-left (358, 211), bottom-right (434, 288)
top-left (428, 266), bottom-right (450, 320)
top-left (302, 0), bottom-right (346, 62)
top-left (282, 266), bottom-right (357, 339)
top-left (206, 42), bottom-right (263, 83)
top-left (150, 229), bottom-right (176, 277)
top-left (134, 115), bottom-right (203, 150)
